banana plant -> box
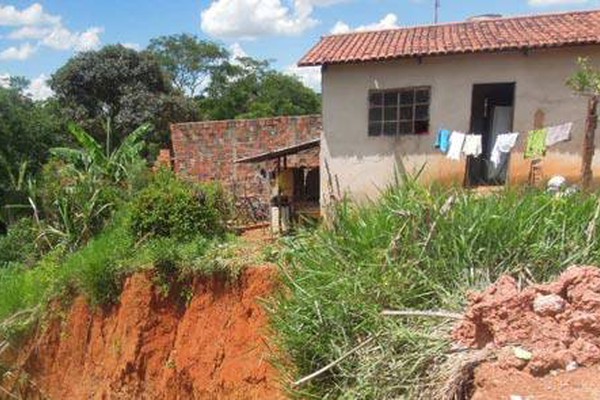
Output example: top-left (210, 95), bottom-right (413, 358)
top-left (39, 121), bottom-right (151, 250)
top-left (50, 122), bottom-right (152, 184)
top-left (0, 157), bottom-right (39, 226)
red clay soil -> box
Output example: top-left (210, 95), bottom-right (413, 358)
top-left (454, 265), bottom-right (600, 399)
top-left (7, 267), bottom-right (284, 400)
top-left (472, 363), bottom-right (600, 400)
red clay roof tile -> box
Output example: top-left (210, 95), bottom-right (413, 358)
top-left (298, 10), bottom-right (600, 66)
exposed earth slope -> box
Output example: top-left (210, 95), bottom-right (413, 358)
top-left (3, 267), bottom-right (282, 400)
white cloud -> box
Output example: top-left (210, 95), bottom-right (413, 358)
top-left (230, 42), bottom-right (249, 61)
top-left (25, 74), bottom-right (53, 101)
top-left (307, 0), bottom-right (348, 4)
top-left (0, 73), bottom-right (53, 100)
top-left (0, 43), bottom-right (36, 61)
top-left (286, 64), bottom-right (321, 92)
top-left (201, 0), bottom-right (349, 39)
top-left (331, 13), bottom-right (399, 34)
top-left (121, 42), bottom-right (142, 51)
top-left (528, 0), bottom-right (589, 5)
top-left (330, 21), bottom-right (351, 34)
top-left (201, 0), bottom-right (314, 39)
top-left (2, 3), bottom-right (104, 56)
top-left (74, 27), bottom-right (103, 51)
top-left (41, 26), bottom-right (103, 51)
top-left (0, 74), bottom-right (10, 88)
top-left (8, 25), bottom-right (51, 40)
top-left (0, 3), bottom-right (60, 27)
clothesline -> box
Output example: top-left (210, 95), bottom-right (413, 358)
top-left (436, 121), bottom-right (573, 167)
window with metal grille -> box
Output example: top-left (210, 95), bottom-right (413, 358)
top-left (368, 87), bottom-right (431, 136)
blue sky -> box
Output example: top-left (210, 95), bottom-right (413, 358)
top-left (1, 0), bottom-right (599, 98)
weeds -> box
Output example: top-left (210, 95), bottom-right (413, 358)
top-left (272, 180), bottom-right (600, 398)
top-left (61, 223), bottom-right (134, 306)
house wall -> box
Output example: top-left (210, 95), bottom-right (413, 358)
top-left (170, 115), bottom-right (321, 204)
top-left (321, 45), bottom-right (600, 201)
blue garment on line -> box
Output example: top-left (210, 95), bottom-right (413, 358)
top-left (436, 129), bottom-right (451, 153)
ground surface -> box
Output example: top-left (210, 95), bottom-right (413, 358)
top-left (6, 266), bottom-right (283, 399)
top-left (472, 363), bottom-right (600, 399)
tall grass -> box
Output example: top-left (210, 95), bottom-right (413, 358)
top-left (272, 181), bottom-right (600, 398)
top-left (0, 223), bottom-right (134, 332)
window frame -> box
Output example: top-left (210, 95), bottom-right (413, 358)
top-left (368, 86), bottom-right (431, 137)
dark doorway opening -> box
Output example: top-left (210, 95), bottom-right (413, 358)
top-left (466, 83), bottom-right (516, 187)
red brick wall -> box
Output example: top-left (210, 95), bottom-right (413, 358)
top-left (170, 115), bottom-right (321, 201)
top-left (153, 149), bottom-right (172, 171)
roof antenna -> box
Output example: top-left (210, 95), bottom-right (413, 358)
top-left (434, 0), bottom-right (441, 24)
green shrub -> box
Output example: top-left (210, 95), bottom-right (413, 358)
top-left (129, 169), bottom-right (228, 240)
top-left (0, 218), bottom-right (39, 267)
top-left (273, 181), bottom-right (600, 399)
top-left (201, 181), bottom-right (233, 224)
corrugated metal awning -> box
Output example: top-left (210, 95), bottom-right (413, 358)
top-left (234, 138), bottom-right (320, 164)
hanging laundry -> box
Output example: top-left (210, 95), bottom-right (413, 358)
top-left (462, 135), bottom-right (482, 157)
top-left (490, 133), bottom-right (519, 167)
top-left (525, 128), bottom-right (548, 159)
top-left (546, 122), bottom-right (573, 147)
top-left (447, 131), bottom-right (466, 161)
top-left (435, 129), bottom-right (451, 153)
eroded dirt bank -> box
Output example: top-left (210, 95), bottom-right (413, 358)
top-left (454, 265), bottom-right (600, 399)
top-left (5, 267), bottom-right (283, 399)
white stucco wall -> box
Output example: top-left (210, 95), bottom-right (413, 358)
top-left (321, 45), bottom-right (600, 202)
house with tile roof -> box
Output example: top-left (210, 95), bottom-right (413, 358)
top-left (299, 9), bottom-right (600, 200)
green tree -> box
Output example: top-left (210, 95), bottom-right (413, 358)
top-left (567, 57), bottom-right (600, 188)
top-left (50, 45), bottom-right (197, 150)
top-left (0, 82), bottom-right (66, 226)
top-left (147, 34), bottom-right (229, 97)
top-left (202, 57), bottom-right (321, 120)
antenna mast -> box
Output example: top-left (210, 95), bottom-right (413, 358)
top-left (434, 0), bottom-right (440, 24)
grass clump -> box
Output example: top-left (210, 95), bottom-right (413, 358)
top-left (272, 180), bottom-right (600, 399)
top-left (60, 223), bottom-right (134, 306)
top-left (0, 265), bottom-right (48, 323)
top-left (0, 218), bottom-right (39, 267)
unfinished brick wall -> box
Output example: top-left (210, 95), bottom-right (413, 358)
top-left (171, 115), bottom-right (321, 202)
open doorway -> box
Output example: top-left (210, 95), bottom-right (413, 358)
top-left (466, 83), bottom-right (516, 186)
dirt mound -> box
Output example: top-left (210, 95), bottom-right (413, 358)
top-left (454, 265), bottom-right (600, 375)
top-left (4, 267), bottom-right (283, 400)
top-left (453, 265), bottom-right (600, 399)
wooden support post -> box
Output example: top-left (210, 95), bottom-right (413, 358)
top-left (581, 95), bottom-right (599, 189)
top-left (277, 157), bottom-right (282, 233)
top-left (528, 109), bottom-right (545, 186)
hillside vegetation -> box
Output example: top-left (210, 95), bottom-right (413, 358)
top-left (0, 120), bottom-right (241, 346)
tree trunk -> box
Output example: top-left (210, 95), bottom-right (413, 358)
top-left (582, 95), bottom-right (599, 189)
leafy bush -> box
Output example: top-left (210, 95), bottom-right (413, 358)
top-left (140, 236), bottom-right (212, 297)
top-left (129, 170), bottom-right (228, 240)
top-left (273, 181), bottom-right (600, 399)
top-left (0, 218), bottom-right (39, 267)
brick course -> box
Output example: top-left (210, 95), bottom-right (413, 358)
top-left (171, 115), bottom-right (321, 202)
